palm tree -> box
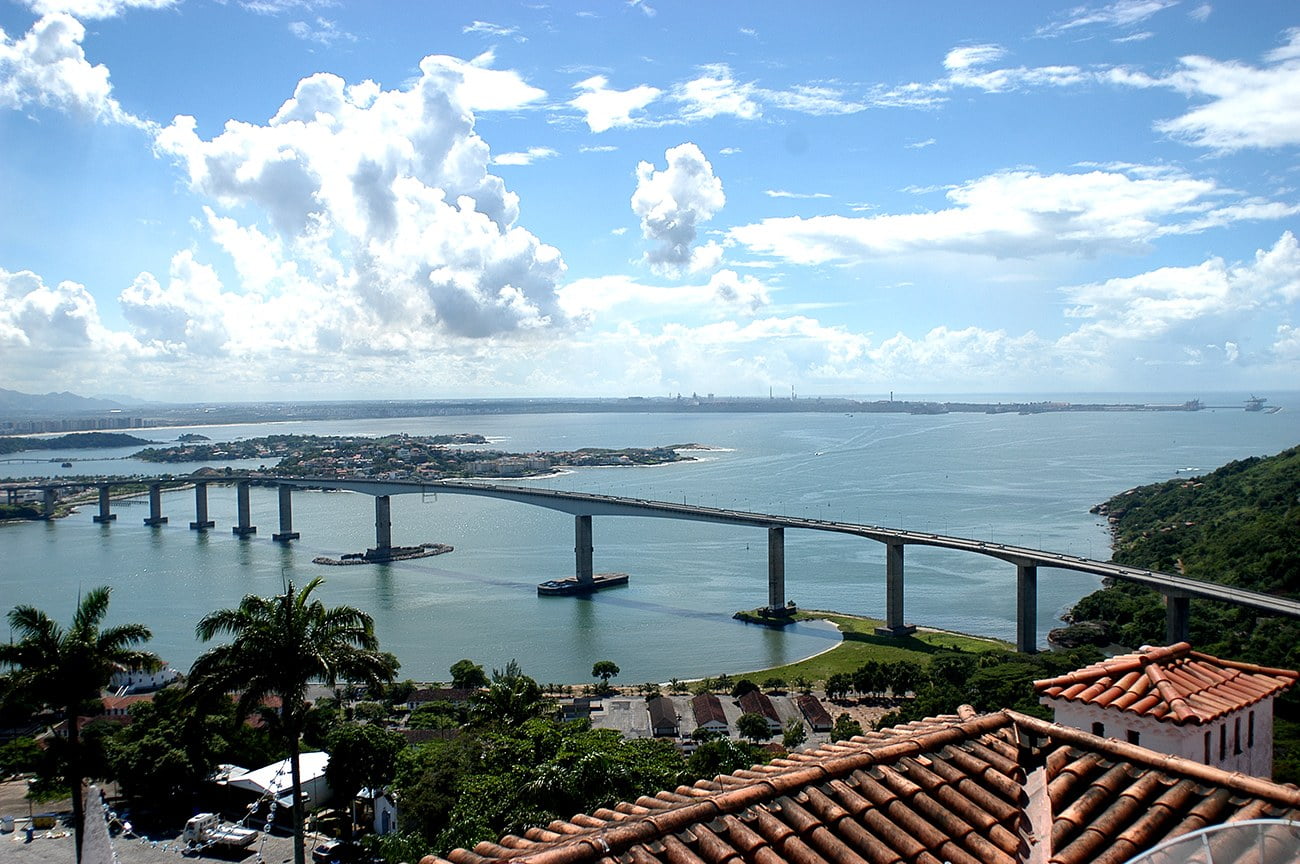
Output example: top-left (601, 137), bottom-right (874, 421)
top-left (189, 578), bottom-right (396, 864)
top-left (0, 587), bottom-right (157, 863)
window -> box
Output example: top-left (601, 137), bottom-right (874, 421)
top-left (1092, 721), bottom-right (1105, 737)
top-left (1234, 718), bottom-right (1242, 755)
top-left (1220, 724), bottom-right (1227, 761)
top-left (1126, 729), bottom-right (1140, 746)
top-left (1249, 711), bottom-right (1255, 748)
top-left (1204, 730), bottom-right (1212, 764)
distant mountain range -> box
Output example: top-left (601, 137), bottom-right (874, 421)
top-left (0, 387), bottom-right (132, 413)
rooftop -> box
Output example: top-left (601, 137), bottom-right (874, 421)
top-left (1033, 642), bottom-right (1298, 725)
top-left (422, 707), bottom-right (1300, 864)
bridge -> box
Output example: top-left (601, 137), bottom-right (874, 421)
top-left (8, 474), bottom-right (1298, 652)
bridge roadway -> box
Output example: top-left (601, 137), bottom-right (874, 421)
top-left (10, 474), bottom-right (1300, 651)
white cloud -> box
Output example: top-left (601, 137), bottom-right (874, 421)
top-left (1063, 232), bottom-right (1300, 339)
top-left (764, 190), bottom-right (831, 199)
top-left (570, 75), bottom-right (661, 132)
top-left (580, 144), bottom-right (618, 153)
top-left (288, 18), bottom-right (356, 47)
top-left (944, 44), bottom-right (1006, 71)
top-left (1190, 4), bottom-right (1212, 22)
top-left (1150, 30), bottom-right (1300, 150)
top-left (153, 53), bottom-right (569, 344)
top-left (557, 268), bottom-right (768, 319)
top-left (19, 0), bottom-right (175, 18)
top-left (906, 138), bottom-right (936, 149)
top-left (1037, 0), bottom-right (1178, 37)
top-left (729, 167), bottom-right (1287, 265)
top-left (631, 142), bottom-right (726, 276)
top-left (0, 13), bottom-right (148, 127)
top-left (493, 146), bottom-right (559, 166)
top-left (673, 64), bottom-right (762, 121)
top-left (463, 20), bottom-right (525, 42)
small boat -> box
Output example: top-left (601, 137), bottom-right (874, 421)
top-left (537, 572), bottom-right (630, 596)
top-left (60, 462), bottom-right (72, 468)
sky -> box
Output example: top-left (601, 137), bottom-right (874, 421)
top-left (1, 0), bottom-right (1298, 402)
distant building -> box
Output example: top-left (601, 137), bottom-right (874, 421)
top-left (738, 690), bottom-right (782, 733)
top-left (1035, 641), bottom-right (1297, 778)
top-left (646, 696), bottom-right (678, 737)
top-left (795, 694), bottom-right (832, 732)
top-left (109, 665), bottom-right (181, 694)
top-left (690, 693), bottom-right (727, 734)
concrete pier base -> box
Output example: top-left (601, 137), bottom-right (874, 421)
top-left (1016, 563), bottom-right (1038, 654)
top-left (92, 486), bottom-right (116, 523)
top-left (366, 495), bottom-right (391, 557)
top-left (272, 485), bottom-right (299, 542)
top-left (767, 525), bottom-right (786, 612)
top-left (190, 481), bottom-right (214, 530)
top-left (1165, 591), bottom-right (1191, 644)
top-left (42, 487), bottom-right (56, 520)
top-left (232, 480), bottom-right (256, 536)
top-left (575, 514), bottom-right (594, 586)
top-left (143, 483), bottom-right (168, 526)
top-left (876, 541), bottom-right (917, 637)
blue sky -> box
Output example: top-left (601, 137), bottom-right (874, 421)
top-left (1, 0), bottom-right (1298, 401)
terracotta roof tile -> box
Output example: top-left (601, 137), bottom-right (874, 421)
top-left (420, 707), bottom-right (1300, 864)
top-left (1034, 642), bottom-right (1297, 725)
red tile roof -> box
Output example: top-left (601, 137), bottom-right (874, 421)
top-left (1033, 642), bottom-right (1298, 725)
top-left (421, 707), bottom-right (1300, 864)
top-left (691, 693), bottom-right (727, 728)
top-left (738, 690), bottom-right (780, 723)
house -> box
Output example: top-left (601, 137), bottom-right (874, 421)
top-left (561, 697), bottom-right (600, 722)
top-left (646, 696), bottom-right (678, 737)
top-left (220, 751), bottom-right (332, 809)
top-left (690, 693), bottom-right (727, 734)
top-left (420, 706), bottom-right (1300, 864)
top-left (1034, 641), bottom-right (1297, 778)
top-left (737, 690), bottom-right (781, 733)
top-left (109, 665), bottom-right (181, 694)
top-left (795, 693), bottom-right (832, 732)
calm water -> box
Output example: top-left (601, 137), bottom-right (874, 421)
top-left (3, 398), bottom-right (1297, 683)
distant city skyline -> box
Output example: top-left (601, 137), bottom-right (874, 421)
top-left (2, 0), bottom-right (1298, 400)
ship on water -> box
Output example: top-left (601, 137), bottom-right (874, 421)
top-left (1245, 395), bottom-right (1282, 413)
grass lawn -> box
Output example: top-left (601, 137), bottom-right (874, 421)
top-left (733, 608), bottom-right (1012, 684)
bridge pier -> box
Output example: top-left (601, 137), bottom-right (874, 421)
top-left (190, 482), bottom-right (214, 530)
top-left (232, 481), bottom-right (256, 537)
top-left (143, 483), bottom-right (168, 526)
top-left (876, 541), bottom-right (916, 637)
top-left (43, 487), bottom-right (56, 520)
top-left (1165, 590), bottom-right (1191, 644)
top-left (767, 525), bottom-right (786, 611)
top-left (93, 485), bottom-right (116, 523)
top-left (272, 485), bottom-right (299, 542)
top-left (368, 495), bottom-right (392, 556)
top-left (1016, 563), bottom-right (1038, 654)
top-left (575, 514), bottom-right (594, 585)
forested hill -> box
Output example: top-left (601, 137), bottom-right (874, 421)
top-left (1067, 443), bottom-right (1300, 666)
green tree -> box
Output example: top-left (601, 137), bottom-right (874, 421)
top-left (325, 722), bottom-right (406, 839)
top-left (730, 679), bottom-right (759, 698)
top-left (686, 737), bottom-right (758, 778)
top-left (781, 719), bottom-right (807, 751)
top-left (470, 661), bottom-right (546, 727)
top-left (736, 712), bottom-right (772, 744)
top-left (762, 677), bottom-right (787, 693)
top-left (449, 659), bottom-right (488, 690)
top-left (830, 713), bottom-right (862, 742)
top-left (0, 587), bottom-right (157, 863)
top-left (189, 578), bottom-right (397, 864)
top-left (591, 660), bottom-right (620, 692)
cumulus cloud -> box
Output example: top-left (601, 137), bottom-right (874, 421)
top-left (1148, 29), bottom-right (1300, 150)
top-left (728, 167), bottom-right (1288, 264)
top-left (631, 143), bottom-right (726, 276)
top-left (571, 75), bottom-right (661, 132)
top-left (153, 52), bottom-right (568, 344)
top-left (1063, 232), bottom-right (1300, 340)
top-left (19, 0), bottom-right (175, 18)
top-left (0, 13), bottom-right (147, 127)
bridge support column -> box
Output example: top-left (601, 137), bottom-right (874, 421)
top-left (1165, 591), bottom-right (1191, 644)
top-left (273, 485), bottom-right (299, 542)
top-left (232, 481), bottom-right (256, 537)
top-left (767, 526), bottom-right (786, 611)
top-left (368, 495), bottom-right (392, 556)
top-left (575, 515), bottom-right (594, 585)
top-left (876, 542), bottom-right (916, 637)
top-left (93, 485), bottom-right (116, 523)
top-left (1016, 563), bottom-right (1038, 654)
top-left (190, 481), bottom-right (215, 530)
top-left (143, 483), bottom-right (168, 526)
top-left (42, 487), bottom-right (56, 520)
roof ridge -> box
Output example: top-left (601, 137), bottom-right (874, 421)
top-left (1142, 663), bottom-right (1201, 723)
top-left (1005, 710), bottom-right (1300, 807)
top-left (1188, 649), bottom-right (1300, 680)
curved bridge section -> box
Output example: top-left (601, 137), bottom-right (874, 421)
top-left (9, 474), bottom-right (1300, 651)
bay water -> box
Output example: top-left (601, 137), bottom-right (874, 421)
top-left (2, 397), bottom-right (1297, 684)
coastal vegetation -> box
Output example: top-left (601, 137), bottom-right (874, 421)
top-left (0, 431), bottom-right (154, 455)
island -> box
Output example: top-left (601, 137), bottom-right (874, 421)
top-left (0, 432), bottom-right (155, 455)
top-left (131, 433), bottom-right (697, 479)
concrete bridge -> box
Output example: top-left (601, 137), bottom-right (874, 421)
top-left (9, 474), bottom-right (1299, 652)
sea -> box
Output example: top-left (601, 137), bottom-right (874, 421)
top-left (2, 393), bottom-right (1297, 685)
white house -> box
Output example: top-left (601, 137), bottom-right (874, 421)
top-left (1035, 642), bottom-right (1297, 778)
top-left (221, 751), bottom-right (333, 808)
